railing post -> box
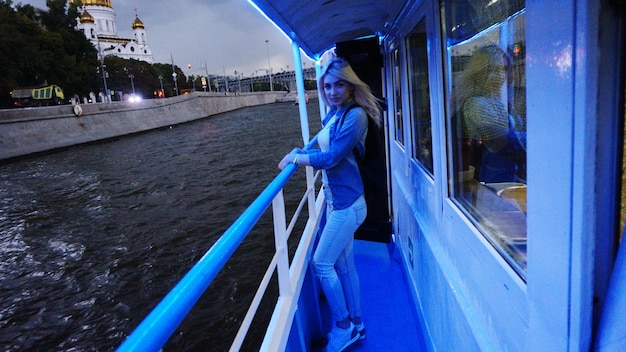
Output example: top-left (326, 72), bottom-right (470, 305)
top-left (305, 166), bottom-right (318, 221)
top-left (272, 190), bottom-right (292, 297)
top-left (292, 40), bottom-right (310, 145)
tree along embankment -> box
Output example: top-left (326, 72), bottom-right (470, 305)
top-left (0, 91), bottom-right (289, 161)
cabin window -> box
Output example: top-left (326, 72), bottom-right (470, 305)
top-left (406, 20), bottom-right (433, 174)
top-left (442, 1), bottom-right (527, 274)
top-left (391, 49), bottom-right (404, 146)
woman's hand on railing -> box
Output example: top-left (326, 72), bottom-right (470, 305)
top-left (278, 148), bottom-right (302, 170)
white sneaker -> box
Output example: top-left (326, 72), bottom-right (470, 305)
top-left (354, 321), bottom-right (366, 340)
top-left (325, 322), bottom-right (359, 352)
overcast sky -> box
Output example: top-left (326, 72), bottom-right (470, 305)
top-left (18, 0), bottom-right (315, 78)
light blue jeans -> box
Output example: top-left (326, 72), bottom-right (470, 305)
top-left (313, 188), bottom-right (367, 322)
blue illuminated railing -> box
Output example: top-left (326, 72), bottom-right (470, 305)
top-left (117, 138), bottom-right (319, 352)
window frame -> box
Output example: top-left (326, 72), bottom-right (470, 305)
top-left (406, 19), bottom-right (435, 176)
top-left (442, 5), bottom-right (528, 276)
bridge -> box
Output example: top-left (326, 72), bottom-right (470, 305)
top-left (199, 67), bottom-right (317, 93)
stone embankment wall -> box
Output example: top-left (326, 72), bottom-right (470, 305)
top-left (0, 91), bottom-right (289, 161)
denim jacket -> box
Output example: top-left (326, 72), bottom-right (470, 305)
top-left (300, 101), bottom-right (368, 210)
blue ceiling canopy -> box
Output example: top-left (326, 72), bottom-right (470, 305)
top-left (247, 0), bottom-right (407, 60)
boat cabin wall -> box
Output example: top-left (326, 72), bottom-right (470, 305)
top-left (378, 0), bottom-right (623, 350)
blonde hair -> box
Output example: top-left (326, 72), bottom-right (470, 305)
top-left (452, 44), bottom-right (511, 140)
top-left (317, 57), bottom-right (382, 127)
top-left (452, 44), bottom-right (510, 111)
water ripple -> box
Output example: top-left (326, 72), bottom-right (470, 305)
top-left (0, 102), bottom-right (320, 351)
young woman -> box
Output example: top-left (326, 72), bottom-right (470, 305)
top-left (279, 57), bottom-right (381, 352)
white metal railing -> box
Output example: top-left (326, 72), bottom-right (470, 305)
top-left (229, 168), bottom-right (322, 351)
top-left (117, 156), bottom-right (322, 352)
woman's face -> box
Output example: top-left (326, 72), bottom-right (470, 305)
top-left (323, 73), bottom-right (352, 108)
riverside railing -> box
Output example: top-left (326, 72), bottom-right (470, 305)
top-left (116, 137), bottom-right (321, 352)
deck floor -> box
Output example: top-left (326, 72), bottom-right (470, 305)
top-left (315, 240), bottom-right (426, 351)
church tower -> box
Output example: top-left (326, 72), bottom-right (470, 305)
top-left (76, 0), bottom-right (154, 64)
top-left (78, 9), bottom-right (96, 41)
top-left (132, 14), bottom-right (147, 45)
top-left (79, 0), bottom-right (117, 37)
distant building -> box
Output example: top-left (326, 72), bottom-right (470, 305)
top-left (74, 0), bottom-right (153, 64)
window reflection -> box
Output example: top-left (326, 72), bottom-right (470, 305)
top-left (407, 20), bottom-right (434, 174)
top-left (454, 44), bottom-right (526, 183)
top-left (444, 1), bottom-right (527, 274)
top-left (391, 49), bottom-right (404, 146)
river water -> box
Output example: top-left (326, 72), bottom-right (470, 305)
top-left (0, 101), bottom-right (321, 351)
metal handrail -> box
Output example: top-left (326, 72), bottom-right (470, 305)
top-left (117, 136), bottom-right (320, 352)
top-left (229, 169), bottom-right (321, 351)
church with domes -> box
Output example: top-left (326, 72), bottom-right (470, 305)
top-left (74, 0), bottom-right (154, 64)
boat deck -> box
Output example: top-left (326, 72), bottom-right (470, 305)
top-left (315, 240), bottom-right (426, 351)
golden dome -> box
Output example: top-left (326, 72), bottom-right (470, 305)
top-left (81, 0), bottom-right (113, 8)
top-left (79, 10), bottom-right (95, 23)
top-left (131, 16), bottom-right (145, 29)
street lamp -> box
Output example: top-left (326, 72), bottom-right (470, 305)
top-left (170, 53), bottom-right (179, 96)
top-left (95, 33), bottom-right (109, 102)
top-left (188, 64), bottom-right (196, 91)
top-left (129, 74), bottom-right (135, 94)
top-left (223, 66), bottom-right (229, 93)
top-left (266, 40), bottom-right (273, 91)
top-left (172, 72), bottom-right (178, 96)
top-left (202, 63), bottom-right (212, 92)
top-left (235, 70), bottom-right (242, 93)
top-left (158, 75), bottom-right (164, 97)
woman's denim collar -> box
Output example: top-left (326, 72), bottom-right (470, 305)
top-left (326, 100), bottom-right (357, 124)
